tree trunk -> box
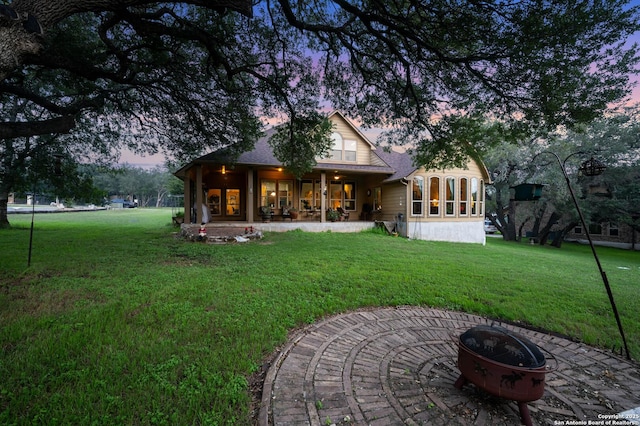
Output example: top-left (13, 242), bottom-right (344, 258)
top-left (0, 187), bottom-right (11, 229)
top-left (518, 216), bottom-right (532, 241)
top-left (501, 199), bottom-right (518, 241)
top-left (531, 202), bottom-right (547, 237)
top-left (538, 211), bottom-right (561, 245)
top-left (551, 221), bottom-right (578, 248)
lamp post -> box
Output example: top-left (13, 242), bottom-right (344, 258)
top-left (534, 151), bottom-right (630, 360)
top-left (27, 151), bottom-right (64, 268)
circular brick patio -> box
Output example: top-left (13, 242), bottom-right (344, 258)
top-left (259, 307), bottom-right (640, 425)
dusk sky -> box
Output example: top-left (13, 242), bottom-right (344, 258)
top-left (123, 6), bottom-right (640, 169)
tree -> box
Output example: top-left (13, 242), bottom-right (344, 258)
top-left (2, 0), bottom-right (639, 227)
top-left (91, 164), bottom-right (175, 207)
top-left (485, 106), bottom-right (640, 246)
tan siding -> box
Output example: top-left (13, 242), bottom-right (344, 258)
top-left (317, 114), bottom-right (374, 166)
top-left (369, 151), bottom-right (387, 166)
top-left (380, 183), bottom-right (408, 221)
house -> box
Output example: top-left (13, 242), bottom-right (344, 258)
top-left (173, 111), bottom-right (491, 244)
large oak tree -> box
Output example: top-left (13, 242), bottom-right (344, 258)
top-left (1, 0), bottom-right (639, 227)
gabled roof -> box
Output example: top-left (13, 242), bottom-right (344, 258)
top-left (327, 110), bottom-right (377, 151)
top-left (174, 112), bottom-right (491, 182)
top-left (374, 148), bottom-right (418, 183)
top-left (174, 113), bottom-right (396, 177)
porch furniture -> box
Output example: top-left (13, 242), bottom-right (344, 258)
top-left (278, 207), bottom-right (293, 221)
top-left (337, 207), bottom-right (349, 221)
top-left (360, 203), bottom-right (373, 221)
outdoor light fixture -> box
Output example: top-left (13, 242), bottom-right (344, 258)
top-left (221, 165), bottom-right (226, 174)
top-left (578, 157), bottom-right (606, 177)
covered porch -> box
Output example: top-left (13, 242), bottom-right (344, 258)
top-left (175, 162), bottom-right (392, 225)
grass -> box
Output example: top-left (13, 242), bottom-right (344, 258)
top-left (1, 208), bottom-right (639, 425)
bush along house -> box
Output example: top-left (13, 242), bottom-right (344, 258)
top-left (173, 111), bottom-right (492, 244)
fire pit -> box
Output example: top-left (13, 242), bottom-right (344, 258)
top-left (454, 325), bottom-right (552, 426)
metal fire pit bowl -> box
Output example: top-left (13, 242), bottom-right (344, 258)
top-left (453, 325), bottom-right (555, 426)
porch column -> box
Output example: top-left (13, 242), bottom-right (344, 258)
top-left (320, 172), bottom-right (326, 222)
top-left (247, 168), bottom-right (254, 223)
top-left (183, 175), bottom-right (191, 224)
top-left (195, 164), bottom-right (203, 224)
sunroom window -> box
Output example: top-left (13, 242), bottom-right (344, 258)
top-left (459, 177), bottom-right (468, 216)
top-left (445, 177), bottom-right (456, 216)
top-left (470, 178), bottom-right (479, 216)
top-left (412, 176), bottom-right (424, 216)
top-left (429, 177), bottom-right (440, 216)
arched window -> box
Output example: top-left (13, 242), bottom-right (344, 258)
top-left (459, 177), bottom-right (468, 216)
top-left (327, 132), bottom-right (357, 162)
top-left (330, 132), bottom-right (343, 160)
top-left (429, 177), bottom-right (440, 216)
top-left (411, 176), bottom-right (424, 216)
top-left (479, 180), bottom-right (485, 216)
top-left (470, 178), bottom-right (479, 216)
top-left (445, 177), bottom-right (456, 216)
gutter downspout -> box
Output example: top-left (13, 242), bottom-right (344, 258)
top-left (399, 177), bottom-right (409, 237)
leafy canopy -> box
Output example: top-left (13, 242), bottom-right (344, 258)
top-left (0, 0), bottom-right (638, 171)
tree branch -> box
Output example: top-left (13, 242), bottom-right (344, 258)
top-left (0, 115), bottom-right (76, 139)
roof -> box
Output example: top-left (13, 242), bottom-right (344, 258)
top-left (173, 112), bottom-right (490, 182)
top-left (374, 148), bottom-right (418, 183)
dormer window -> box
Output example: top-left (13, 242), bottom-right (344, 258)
top-left (328, 132), bottom-right (356, 162)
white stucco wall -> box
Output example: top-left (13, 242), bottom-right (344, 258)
top-left (406, 221), bottom-right (486, 245)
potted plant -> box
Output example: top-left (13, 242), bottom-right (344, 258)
top-left (288, 207), bottom-right (299, 219)
top-left (326, 208), bottom-right (340, 222)
top-left (259, 206), bottom-right (273, 222)
top-left (172, 210), bottom-right (184, 226)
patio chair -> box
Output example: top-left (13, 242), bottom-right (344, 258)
top-left (336, 207), bottom-right (349, 221)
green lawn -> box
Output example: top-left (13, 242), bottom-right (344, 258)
top-left (1, 209), bottom-right (638, 425)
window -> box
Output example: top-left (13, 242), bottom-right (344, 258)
top-left (226, 189), bottom-right (240, 216)
top-left (327, 132), bottom-right (356, 162)
top-left (261, 180), bottom-right (276, 207)
top-left (328, 180), bottom-right (357, 210)
top-left (412, 176), bottom-right (424, 216)
top-left (609, 223), bottom-right (619, 237)
top-left (261, 180), bottom-right (291, 210)
top-left (207, 189), bottom-right (221, 215)
top-left (300, 180), bottom-right (322, 210)
top-left (329, 133), bottom-right (343, 160)
top-left (429, 177), bottom-right (440, 216)
top-left (588, 223), bottom-right (602, 235)
top-left (343, 182), bottom-right (356, 210)
top-left (459, 178), bottom-right (468, 216)
top-left (278, 180), bottom-right (293, 208)
top-left (330, 180), bottom-right (343, 209)
top-left (373, 187), bottom-right (382, 211)
top-left (479, 180), bottom-right (485, 216)
top-left (445, 177), bottom-right (456, 216)
top-left (344, 139), bottom-right (357, 161)
top-left (470, 178), bottom-right (479, 216)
